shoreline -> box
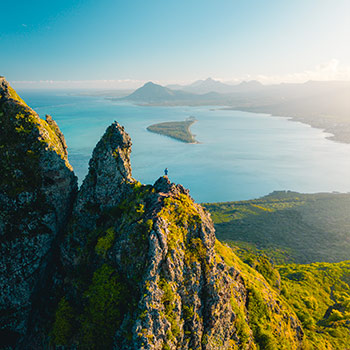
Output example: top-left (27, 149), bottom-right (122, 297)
top-left (219, 106), bottom-right (350, 145)
top-left (114, 99), bottom-right (350, 145)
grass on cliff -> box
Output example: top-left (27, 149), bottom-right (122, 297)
top-left (204, 191), bottom-right (350, 264)
top-left (6, 84), bottom-right (28, 106)
top-left (157, 192), bottom-right (207, 346)
top-left (215, 240), bottom-right (304, 350)
top-left (51, 182), bottom-right (155, 349)
top-left (216, 240), bottom-right (350, 349)
top-left (147, 118), bottom-right (197, 143)
top-left (0, 110), bottom-right (42, 196)
top-left (142, 189), bottom-right (350, 349)
top-left (79, 264), bottom-right (126, 348)
top-left (0, 85), bottom-right (71, 198)
top-left (159, 193), bottom-right (302, 349)
top-left (0, 84), bottom-right (77, 244)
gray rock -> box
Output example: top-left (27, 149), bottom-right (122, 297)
top-left (0, 77), bottom-right (77, 347)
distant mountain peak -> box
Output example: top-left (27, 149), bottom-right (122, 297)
top-left (187, 77), bottom-right (229, 92)
top-left (143, 81), bottom-right (158, 86)
top-left (132, 81), bottom-right (169, 92)
top-left (239, 80), bottom-right (263, 86)
top-left (123, 81), bottom-right (192, 102)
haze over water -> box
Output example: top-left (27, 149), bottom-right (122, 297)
top-left (20, 90), bottom-right (350, 203)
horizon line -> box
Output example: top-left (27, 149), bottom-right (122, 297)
top-left (8, 77), bottom-right (350, 91)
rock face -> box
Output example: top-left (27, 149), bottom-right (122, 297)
top-left (59, 122), bottom-right (134, 270)
top-left (74, 122), bottom-right (132, 229)
top-left (53, 127), bottom-right (304, 349)
top-left (0, 77), bottom-right (77, 347)
top-left (0, 79), bottom-right (305, 349)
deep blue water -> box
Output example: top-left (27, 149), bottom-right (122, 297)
top-left (18, 90), bottom-right (350, 203)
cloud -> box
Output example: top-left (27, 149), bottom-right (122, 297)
top-left (252, 59), bottom-right (350, 85)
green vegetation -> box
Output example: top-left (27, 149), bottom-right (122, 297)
top-left (158, 279), bottom-right (180, 340)
top-left (6, 83), bottom-right (28, 106)
top-left (159, 193), bottom-right (306, 349)
top-left (52, 265), bottom-right (129, 349)
top-left (0, 81), bottom-right (77, 247)
top-left (95, 227), bottom-right (115, 257)
top-left (147, 117), bottom-right (197, 143)
top-left (215, 240), bottom-right (304, 349)
top-left (0, 83), bottom-right (71, 199)
top-left (56, 184), bottom-right (350, 349)
top-left (0, 109), bottom-right (42, 196)
top-left (157, 192), bottom-right (309, 348)
top-left (204, 191), bottom-right (350, 264)
top-left (277, 261), bottom-right (350, 349)
top-left (159, 193), bottom-right (202, 254)
top-left (80, 264), bottom-right (125, 349)
top-left (215, 238), bottom-right (350, 349)
top-left (51, 297), bottom-right (74, 346)
top-left (247, 287), bottom-right (279, 350)
top-left (51, 182), bottom-right (157, 348)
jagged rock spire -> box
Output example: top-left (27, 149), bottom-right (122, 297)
top-left (61, 122), bottom-right (134, 267)
top-left (74, 121), bottom-right (133, 216)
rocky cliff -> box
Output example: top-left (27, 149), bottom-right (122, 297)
top-left (1, 79), bottom-right (305, 349)
top-left (0, 77), bottom-right (77, 347)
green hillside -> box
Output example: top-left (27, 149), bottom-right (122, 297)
top-left (204, 191), bottom-right (350, 264)
top-left (279, 260), bottom-right (350, 349)
top-left (231, 247), bottom-right (350, 349)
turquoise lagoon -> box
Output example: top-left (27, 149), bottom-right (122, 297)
top-left (19, 90), bottom-right (350, 203)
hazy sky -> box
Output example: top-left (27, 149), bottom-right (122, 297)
top-left (1, 0), bottom-right (350, 88)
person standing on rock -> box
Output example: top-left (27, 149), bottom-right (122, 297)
top-left (164, 168), bottom-right (168, 177)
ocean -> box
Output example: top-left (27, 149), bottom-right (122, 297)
top-left (18, 89), bottom-right (350, 203)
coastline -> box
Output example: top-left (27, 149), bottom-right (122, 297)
top-left (218, 106), bottom-right (350, 145)
top-left (113, 99), bottom-right (350, 145)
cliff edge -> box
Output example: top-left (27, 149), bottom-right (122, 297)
top-left (0, 80), bottom-right (305, 349)
top-left (0, 77), bottom-right (77, 347)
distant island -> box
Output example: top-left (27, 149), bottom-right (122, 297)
top-left (147, 117), bottom-right (198, 143)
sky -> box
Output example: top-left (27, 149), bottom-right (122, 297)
top-left (1, 0), bottom-right (350, 89)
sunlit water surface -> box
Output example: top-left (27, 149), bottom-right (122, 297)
top-left (19, 90), bottom-right (350, 203)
